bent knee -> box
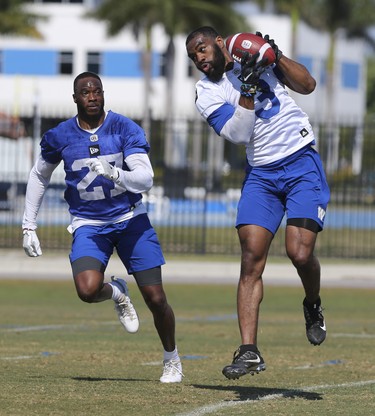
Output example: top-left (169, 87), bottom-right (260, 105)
top-left (75, 280), bottom-right (102, 303)
top-left (287, 250), bottom-right (313, 268)
top-left (76, 288), bottom-right (98, 303)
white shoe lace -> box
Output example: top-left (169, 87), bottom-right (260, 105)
top-left (118, 297), bottom-right (138, 322)
top-left (114, 294), bottom-right (139, 333)
top-left (160, 359), bottom-right (184, 383)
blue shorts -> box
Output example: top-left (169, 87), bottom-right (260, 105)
top-left (236, 145), bottom-right (330, 234)
top-left (69, 214), bottom-right (165, 274)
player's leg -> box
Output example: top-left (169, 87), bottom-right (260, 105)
top-left (117, 214), bottom-right (182, 382)
top-left (284, 146), bottom-right (330, 345)
top-left (71, 251), bottom-right (110, 303)
top-left (285, 223), bottom-right (320, 302)
top-left (222, 224), bottom-right (271, 379)
top-left (222, 167), bottom-right (284, 379)
top-left (133, 268), bottom-right (176, 351)
top-left (70, 225), bottom-right (139, 333)
top-left (134, 268), bottom-right (182, 382)
top-left (140, 285), bottom-right (182, 383)
top-left (285, 224), bottom-right (326, 345)
top-left (237, 224), bottom-right (273, 345)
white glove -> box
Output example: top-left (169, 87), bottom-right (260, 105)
top-left (23, 230), bottom-right (42, 257)
top-left (86, 158), bottom-right (119, 181)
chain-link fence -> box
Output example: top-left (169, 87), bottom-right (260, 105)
top-left (1, 116), bottom-right (375, 259)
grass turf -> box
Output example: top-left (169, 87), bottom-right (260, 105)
top-left (0, 280), bottom-right (374, 416)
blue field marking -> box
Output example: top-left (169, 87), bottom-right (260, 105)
top-left (293, 359), bottom-right (344, 369)
top-left (180, 355), bottom-right (208, 361)
top-left (0, 351), bottom-right (60, 360)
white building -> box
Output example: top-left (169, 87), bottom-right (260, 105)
top-left (0, 0), bottom-right (368, 182)
top-left (0, 0), bottom-right (367, 123)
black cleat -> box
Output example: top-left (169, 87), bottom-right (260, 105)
top-left (222, 345), bottom-right (266, 380)
top-left (303, 297), bottom-right (326, 346)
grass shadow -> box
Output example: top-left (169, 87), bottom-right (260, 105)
top-left (72, 376), bottom-right (154, 382)
top-left (192, 384), bottom-right (323, 401)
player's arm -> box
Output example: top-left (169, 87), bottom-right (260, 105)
top-left (275, 55), bottom-right (316, 95)
top-left (119, 153), bottom-right (154, 193)
top-left (86, 153), bottom-right (154, 194)
top-left (203, 53), bottom-right (263, 145)
top-left (219, 103), bottom-right (255, 145)
top-left (22, 155), bottom-right (59, 256)
top-left (255, 32), bottom-right (316, 95)
top-left (221, 51), bottom-right (267, 143)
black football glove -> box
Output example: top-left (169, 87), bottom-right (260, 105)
top-left (238, 52), bottom-right (266, 96)
top-left (256, 31), bottom-right (283, 63)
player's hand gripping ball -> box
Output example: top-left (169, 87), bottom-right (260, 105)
top-left (225, 32), bottom-right (276, 67)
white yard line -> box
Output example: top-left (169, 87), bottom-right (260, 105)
top-left (175, 379), bottom-right (375, 416)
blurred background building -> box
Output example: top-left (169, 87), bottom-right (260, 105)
top-left (0, 1), bottom-right (367, 124)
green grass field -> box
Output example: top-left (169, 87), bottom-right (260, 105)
top-left (0, 280), bottom-right (374, 416)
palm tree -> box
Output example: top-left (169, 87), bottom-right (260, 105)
top-left (0, 0), bottom-right (43, 38)
top-left (88, 0), bottom-right (250, 167)
top-left (0, 0), bottom-right (43, 141)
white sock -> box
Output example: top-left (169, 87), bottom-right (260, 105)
top-left (108, 282), bottom-right (125, 303)
top-left (164, 347), bottom-right (180, 362)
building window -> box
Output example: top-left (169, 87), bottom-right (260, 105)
top-left (87, 52), bottom-right (101, 74)
top-left (59, 51), bottom-right (73, 74)
top-left (341, 62), bottom-right (360, 89)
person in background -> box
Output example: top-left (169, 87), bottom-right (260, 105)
top-left (22, 72), bottom-right (183, 383)
top-left (186, 27), bottom-right (330, 380)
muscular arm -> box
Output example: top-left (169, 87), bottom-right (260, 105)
top-left (275, 55), bottom-right (316, 95)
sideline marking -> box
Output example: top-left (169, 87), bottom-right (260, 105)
top-left (0, 352), bottom-right (59, 360)
top-left (293, 359), bottom-right (344, 370)
top-left (175, 379), bottom-right (375, 416)
top-left (1, 322), bottom-right (118, 332)
top-left (331, 333), bottom-right (375, 339)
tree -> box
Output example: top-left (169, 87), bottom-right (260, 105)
top-left (366, 58), bottom-right (375, 114)
top-left (88, 0), bottom-right (250, 167)
top-left (0, 0), bottom-right (43, 141)
top-left (0, 0), bottom-right (43, 38)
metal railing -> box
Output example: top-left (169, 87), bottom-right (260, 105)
top-left (1, 116), bottom-right (375, 259)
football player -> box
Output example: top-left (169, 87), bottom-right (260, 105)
top-left (186, 26), bottom-right (330, 380)
top-left (22, 72), bottom-right (183, 383)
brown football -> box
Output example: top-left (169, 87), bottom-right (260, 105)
top-left (225, 32), bottom-right (276, 66)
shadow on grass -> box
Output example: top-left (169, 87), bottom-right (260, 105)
top-left (72, 376), bottom-right (153, 382)
top-left (192, 384), bottom-right (323, 401)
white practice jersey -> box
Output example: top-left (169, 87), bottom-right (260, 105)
top-left (195, 61), bottom-right (316, 166)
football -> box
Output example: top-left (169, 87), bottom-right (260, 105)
top-left (225, 33), bottom-right (276, 67)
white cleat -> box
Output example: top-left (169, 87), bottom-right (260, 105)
top-left (111, 276), bottom-right (139, 333)
top-left (160, 359), bottom-right (184, 383)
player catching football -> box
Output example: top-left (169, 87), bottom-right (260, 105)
top-left (22, 72), bottom-right (183, 383)
top-left (186, 26), bottom-right (330, 380)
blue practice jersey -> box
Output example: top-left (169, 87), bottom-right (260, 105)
top-left (40, 110), bottom-right (150, 221)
